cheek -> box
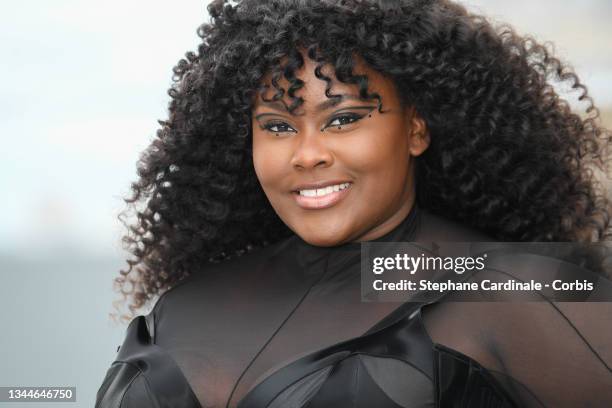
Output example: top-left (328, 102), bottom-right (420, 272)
top-left (343, 123), bottom-right (412, 206)
top-left (343, 122), bottom-right (410, 176)
top-left (252, 132), bottom-right (285, 189)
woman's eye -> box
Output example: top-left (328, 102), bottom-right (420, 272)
top-left (263, 122), bottom-right (296, 134)
top-left (326, 113), bottom-right (363, 128)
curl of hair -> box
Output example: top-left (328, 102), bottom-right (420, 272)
top-left (111, 0), bottom-right (612, 322)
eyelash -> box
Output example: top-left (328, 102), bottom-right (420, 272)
top-left (262, 113), bottom-right (365, 134)
top-left (262, 121), bottom-right (295, 133)
top-left (328, 113), bottom-right (363, 127)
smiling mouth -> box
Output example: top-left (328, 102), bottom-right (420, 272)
top-left (291, 182), bottom-right (353, 210)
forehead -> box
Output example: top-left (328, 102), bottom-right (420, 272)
top-left (252, 51), bottom-right (399, 113)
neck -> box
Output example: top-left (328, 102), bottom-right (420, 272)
top-left (350, 194), bottom-right (417, 243)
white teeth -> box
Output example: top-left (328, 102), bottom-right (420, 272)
top-left (298, 182), bottom-right (350, 197)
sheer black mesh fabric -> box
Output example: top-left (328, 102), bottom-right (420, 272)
top-left (96, 205), bottom-right (612, 408)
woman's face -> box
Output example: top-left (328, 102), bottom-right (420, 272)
top-left (251, 52), bottom-right (430, 246)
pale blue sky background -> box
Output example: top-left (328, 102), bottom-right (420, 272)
top-left (0, 1), bottom-right (610, 407)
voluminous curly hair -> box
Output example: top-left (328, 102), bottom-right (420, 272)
top-left (112, 0), bottom-right (612, 322)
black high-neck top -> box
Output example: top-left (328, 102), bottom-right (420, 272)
top-left (95, 205), bottom-right (612, 408)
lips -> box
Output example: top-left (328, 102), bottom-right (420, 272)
top-left (291, 181), bottom-right (353, 210)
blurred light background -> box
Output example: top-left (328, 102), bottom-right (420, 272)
top-left (0, 0), bottom-right (610, 406)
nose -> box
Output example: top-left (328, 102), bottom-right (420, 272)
top-left (290, 127), bottom-right (334, 170)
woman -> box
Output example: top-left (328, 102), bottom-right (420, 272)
top-left (96, 0), bottom-right (612, 406)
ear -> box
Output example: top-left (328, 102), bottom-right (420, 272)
top-left (405, 106), bottom-right (430, 157)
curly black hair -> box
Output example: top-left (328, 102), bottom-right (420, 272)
top-left (111, 0), bottom-right (612, 322)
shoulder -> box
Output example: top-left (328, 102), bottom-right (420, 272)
top-left (157, 232), bottom-right (297, 296)
top-left (147, 234), bottom-right (300, 339)
top-left (95, 316), bottom-right (201, 408)
top-left (95, 359), bottom-right (156, 408)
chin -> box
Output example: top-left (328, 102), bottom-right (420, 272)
top-left (303, 237), bottom-right (342, 248)
top-left (296, 228), bottom-right (349, 247)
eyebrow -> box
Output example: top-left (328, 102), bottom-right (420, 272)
top-left (254, 94), bottom-right (370, 116)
